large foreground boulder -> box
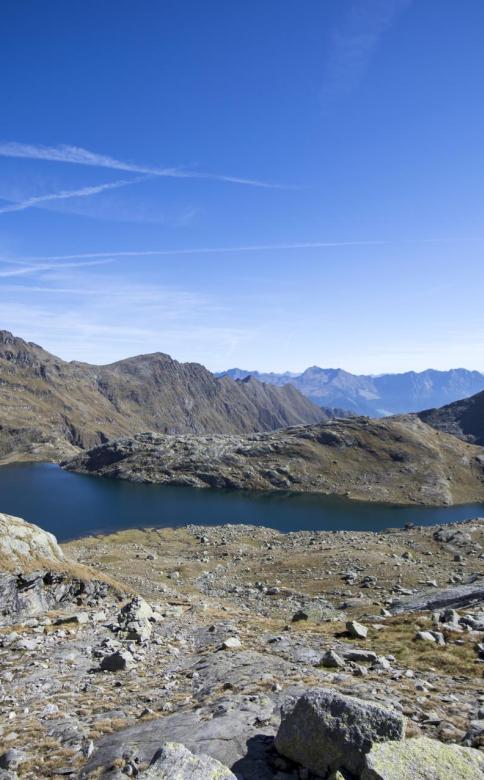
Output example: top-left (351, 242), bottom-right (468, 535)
top-left (142, 742), bottom-right (236, 779)
top-left (274, 688), bottom-right (405, 777)
top-left (361, 735), bottom-right (484, 779)
top-left (0, 512), bottom-right (64, 566)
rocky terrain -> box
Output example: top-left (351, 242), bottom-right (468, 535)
top-left (220, 367), bottom-right (484, 417)
top-left (0, 330), bottom-right (328, 465)
top-left (419, 389), bottom-right (484, 447)
top-left (64, 415), bottom-right (484, 505)
top-left (1, 513), bottom-right (484, 778)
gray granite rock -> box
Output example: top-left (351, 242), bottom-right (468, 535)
top-left (79, 694), bottom-right (279, 780)
top-left (141, 742), bottom-right (236, 779)
top-left (360, 735), bottom-right (484, 779)
top-left (274, 688), bottom-right (405, 776)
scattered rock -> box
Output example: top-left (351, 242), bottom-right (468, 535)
top-left (320, 649), bottom-right (345, 669)
top-left (220, 637), bottom-right (241, 650)
top-left (291, 609), bottom-right (308, 623)
top-left (100, 650), bottom-right (136, 672)
top-left (346, 620), bottom-right (368, 639)
top-left (0, 750), bottom-right (27, 771)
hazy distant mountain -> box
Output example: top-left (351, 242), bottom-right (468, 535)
top-left (419, 389), bottom-right (484, 446)
top-left (0, 330), bottom-right (327, 462)
top-left (218, 366), bottom-right (484, 417)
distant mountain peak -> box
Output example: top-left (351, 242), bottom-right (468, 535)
top-left (218, 365), bottom-right (484, 417)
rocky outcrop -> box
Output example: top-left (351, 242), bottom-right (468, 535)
top-left (0, 570), bottom-right (111, 623)
top-left (419, 389), bottom-right (484, 446)
top-left (80, 690), bottom-right (279, 779)
top-left (0, 514), bottom-right (116, 623)
top-left (361, 735), bottom-right (484, 779)
top-left (64, 415), bottom-right (484, 505)
top-left (390, 579), bottom-right (484, 614)
top-left (274, 688), bottom-right (405, 777)
top-left (0, 330), bottom-right (328, 463)
top-left (0, 513), bottom-right (64, 568)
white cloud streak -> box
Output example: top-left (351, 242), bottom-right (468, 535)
top-left (0, 142), bottom-right (282, 189)
top-left (0, 259), bottom-right (113, 278)
top-left (0, 177), bottom-right (145, 215)
top-left (1, 239), bottom-right (386, 264)
top-left (0, 269), bottom-right (254, 365)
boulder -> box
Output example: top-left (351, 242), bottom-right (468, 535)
top-left (0, 513), bottom-right (64, 566)
top-left (346, 620), bottom-right (368, 639)
top-left (321, 649), bottom-right (345, 669)
top-left (361, 735), bottom-right (484, 779)
top-left (274, 688), bottom-right (405, 776)
top-left (344, 650), bottom-right (377, 663)
top-left (415, 631), bottom-right (437, 643)
top-left (220, 637), bottom-right (241, 650)
top-left (0, 750), bottom-right (27, 771)
top-left (100, 650), bottom-right (135, 672)
top-left (141, 742), bottom-right (236, 779)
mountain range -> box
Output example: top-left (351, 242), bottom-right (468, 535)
top-left (0, 330), bottom-right (327, 463)
top-left (218, 366), bottom-right (484, 417)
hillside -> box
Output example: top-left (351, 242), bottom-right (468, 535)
top-left (3, 514), bottom-right (484, 778)
top-left (219, 366), bottom-right (484, 416)
top-left (63, 415), bottom-right (484, 505)
top-left (0, 330), bottom-right (327, 463)
top-left (419, 389), bottom-right (484, 446)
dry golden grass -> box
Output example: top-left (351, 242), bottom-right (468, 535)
top-left (370, 615), bottom-right (483, 677)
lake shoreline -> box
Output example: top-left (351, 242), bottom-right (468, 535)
top-left (1, 462), bottom-right (484, 542)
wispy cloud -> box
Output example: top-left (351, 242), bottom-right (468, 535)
top-left (322, 0), bottom-right (413, 101)
top-left (0, 264), bottom-right (254, 365)
top-left (0, 177), bottom-right (145, 215)
top-left (2, 239), bottom-right (386, 264)
top-left (0, 141), bottom-right (282, 189)
top-left (0, 258), bottom-right (113, 278)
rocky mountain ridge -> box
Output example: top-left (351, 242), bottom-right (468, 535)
top-left (63, 415), bottom-right (484, 505)
top-left (0, 330), bottom-right (328, 464)
top-left (219, 366), bottom-right (484, 417)
top-left (419, 389), bottom-right (484, 447)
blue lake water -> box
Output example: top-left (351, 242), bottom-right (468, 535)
top-left (1, 462), bottom-right (483, 541)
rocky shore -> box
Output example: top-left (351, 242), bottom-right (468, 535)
top-left (1, 512), bottom-right (484, 778)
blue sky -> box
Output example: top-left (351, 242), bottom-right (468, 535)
top-left (1, 0), bottom-right (484, 372)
